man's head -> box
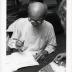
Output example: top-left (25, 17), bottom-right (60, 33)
top-left (28, 2), bottom-right (47, 27)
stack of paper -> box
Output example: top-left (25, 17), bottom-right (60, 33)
top-left (5, 51), bottom-right (39, 72)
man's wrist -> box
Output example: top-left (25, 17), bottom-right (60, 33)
top-left (45, 46), bottom-right (55, 54)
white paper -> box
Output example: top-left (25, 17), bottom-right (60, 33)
top-left (5, 51), bottom-right (39, 72)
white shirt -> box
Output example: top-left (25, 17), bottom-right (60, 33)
top-left (7, 18), bottom-right (57, 55)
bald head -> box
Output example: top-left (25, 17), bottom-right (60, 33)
top-left (28, 2), bottom-right (47, 20)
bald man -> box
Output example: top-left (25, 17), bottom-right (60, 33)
top-left (7, 2), bottom-right (57, 72)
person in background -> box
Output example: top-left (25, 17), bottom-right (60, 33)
top-left (57, 0), bottom-right (66, 34)
top-left (7, 2), bottom-right (57, 72)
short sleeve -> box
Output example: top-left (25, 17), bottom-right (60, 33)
top-left (48, 25), bottom-right (57, 46)
top-left (45, 22), bottom-right (57, 53)
top-left (7, 19), bottom-right (22, 48)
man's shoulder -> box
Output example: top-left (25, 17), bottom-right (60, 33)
top-left (44, 20), bottom-right (53, 29)
top-left (10, 17), bottom-right (28, 25)
top-left (14, 18), bottom-right (28, 25)
top-left (7, 18), bottom-right (28, 31)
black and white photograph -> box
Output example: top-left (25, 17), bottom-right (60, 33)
top-left (6, 0), bottom-right (66, 72)
top-left (1, 0), bottom-right (69, 72)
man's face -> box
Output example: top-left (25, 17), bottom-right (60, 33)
top-left (29, 18), bottom-right (43, 27)
top-left (28, 2), bottom-right (47, 27)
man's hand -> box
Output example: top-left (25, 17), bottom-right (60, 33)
top-left (16, 40), bottom-right (24, 47)
top-left (54, 53), bottom-right (66, 62)
top-left (16, 40), bottom-right (24, 52)
top-left (54, 52), bottom-right (66, 66)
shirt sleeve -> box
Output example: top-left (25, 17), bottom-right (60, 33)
top-left (7, 20), bottom-right (21, 48)
top-left (45, 23), bottom-right (57, 54)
